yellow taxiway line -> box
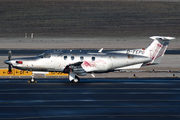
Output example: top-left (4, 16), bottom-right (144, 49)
top-left (0, 69), bottom-right (68, 76)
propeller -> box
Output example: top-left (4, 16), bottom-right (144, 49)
top-left (8, 50), bottom-right (11, 61)
top-left (8, 51), bottom-right (12, 74)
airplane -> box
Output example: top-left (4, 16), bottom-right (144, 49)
top-left (4, 36), bottom-right (175, 83)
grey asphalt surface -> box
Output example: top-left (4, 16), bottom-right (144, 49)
top-left (0, 78), bottom-right (180, 120)
top-left (1, 1), bottom-right (180, 50)
top-left (1, 1), bottom-right (180, 38)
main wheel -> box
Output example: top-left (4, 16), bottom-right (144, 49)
top-left (73, 76), bottom-right (80, 83)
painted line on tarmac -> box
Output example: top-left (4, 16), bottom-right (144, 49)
top-left (1, 99), bottom-right (180, 103)
top-left (0, 87), bottom-right (180, 91)
top-left (0, 105), bottom-right (180, 108)
top-left (0, 92), bottom-right (180, 94)
top-left (0, 114), bottom-right (180, 120)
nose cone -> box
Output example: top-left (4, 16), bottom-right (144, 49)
top-left (4, 60), bottom-right (11, 65)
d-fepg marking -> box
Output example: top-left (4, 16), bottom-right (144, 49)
top-left (4, 36), bottom-right (175, 83)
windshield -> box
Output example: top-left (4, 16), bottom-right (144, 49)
top-left (38, 53), bottom-right (51, 58)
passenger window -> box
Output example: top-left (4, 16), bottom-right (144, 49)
top-left (64, 56), bottom-right (67, 60)
top-left (92, 57), bottom-right (95, 61)
top-left (80, 56), bottom-right (84, 61)
top-left (71, 56), bottom-right (74, 60)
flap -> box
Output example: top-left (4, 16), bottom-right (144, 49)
top-left (63, 61), bottom-right (86, 75)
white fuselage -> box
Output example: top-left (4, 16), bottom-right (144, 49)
top-left (9, 50), bottom-right (151, 74)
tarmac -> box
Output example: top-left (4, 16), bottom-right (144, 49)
top-left (0, 78), bottom-right (180, 120)
top-left (0, 37), bottom-right (179, 49)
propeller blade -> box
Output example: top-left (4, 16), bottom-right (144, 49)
top-left (8, 51), bottom-right (12, 61)
top-left (7, 51), bottom-right (12, 74)
top-left (8, 64), bottom-right (12, 74)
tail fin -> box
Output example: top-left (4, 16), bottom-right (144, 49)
top-left (144, 36), bottom-right (175, 65)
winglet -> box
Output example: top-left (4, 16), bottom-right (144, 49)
top-left (91, 73), bottom-right (95, 78)
top-left (98, 48), bottom-right (103, 53)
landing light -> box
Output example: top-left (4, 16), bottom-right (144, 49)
top-left (16, 61), bottom-right (23, 64)
top-left (142, 48), bottom-right (145, 50)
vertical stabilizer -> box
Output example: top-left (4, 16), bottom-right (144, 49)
top-left (144, 36), bottom-right (175, 65)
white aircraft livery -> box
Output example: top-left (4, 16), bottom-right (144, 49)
top-left (4, 36), bottom-right (175, 83)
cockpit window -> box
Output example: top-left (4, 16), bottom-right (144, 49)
top-left (38, 53), bottom-right (51, 58)
top-left (43, 53), bottom-right (51, 58)
top-left (38, 53), bottom-right (44, 58)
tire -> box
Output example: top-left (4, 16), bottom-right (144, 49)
top-left (30, 78), bottom-right (35, 83)
top-left (73, 76), bottom-right (80, 83)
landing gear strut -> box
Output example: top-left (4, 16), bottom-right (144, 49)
top-left (29, 74), bottom-right (36, 83)
top-left (69, 71), bottom-right (80, 83)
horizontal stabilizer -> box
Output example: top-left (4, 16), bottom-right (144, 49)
top-left (150, 36), bottom-right (175, 41)
top-left (98, 48), bottom-right (103, 53)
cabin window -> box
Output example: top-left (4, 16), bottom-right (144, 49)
top-left (92, 57), bottom-right (95, 61)
top-left (71, 56), bottom-right (74, 60)
top-left (80, 56), bottom-right (84, 61)
top-left (64, 56), bottom-right (67, 60)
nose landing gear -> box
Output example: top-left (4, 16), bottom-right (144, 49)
top-left (28, 74), bottom-right (37, 83)
top-left (30, 77), bottom-right (35, 83)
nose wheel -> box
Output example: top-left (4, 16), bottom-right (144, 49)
top-left (30, 78), bottom-right (35, 83)
top-left (29, 74), bottom-right (36, 83)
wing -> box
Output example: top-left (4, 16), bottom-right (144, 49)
top-left (69, 61), bottom-right (83, 66)
top-left (63, 61), bottom-right (87, 76)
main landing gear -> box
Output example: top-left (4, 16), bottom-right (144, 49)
top-left (71, 75), bottom-right (80, 83)
top-left (69, 71), bottom-right (80, 83)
